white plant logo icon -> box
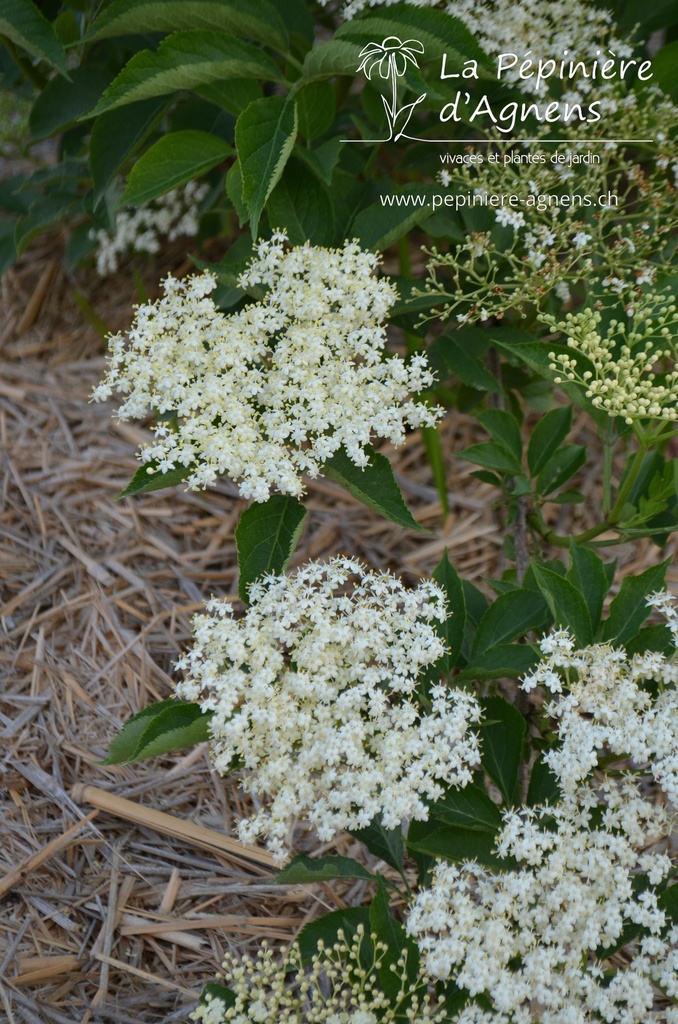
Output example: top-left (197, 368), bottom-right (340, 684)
top-left (357, 36), bottom-right (426, 141)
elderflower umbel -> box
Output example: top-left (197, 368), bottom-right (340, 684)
top-left (408, 780), bottom-right (675, 1024)
top-left (92, 233), bottom-right (440, 501)
top-left (174, 557), bottom-right (481, 861)
top-left (407, 610), bottom-right (678, 1023)
top-left (192, 926), bottom-right (446, 1023)
top-left (521, 616), bottom-right (678, 804)
top-left (90, 180), bottom-right (209, 276)
top-left (542, 291), bottom-right (678, 424)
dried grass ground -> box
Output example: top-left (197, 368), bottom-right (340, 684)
top-left (1, 239), bottom-right (675, 1024)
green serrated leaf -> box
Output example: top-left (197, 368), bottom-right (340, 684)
top-left (0, 0), bottom-right (68, 76)
top-left (274, 855), bottom-right (377, 885)
top-left (471, 589), bottom-right (549, 657)
top-left (370, 877), bottom-right (419, 1003)
top-left (492, 337), bottom-right (608, 431)
top-left (236, 95), bottom-right (297, 238)
top-left (15, 195), bottom-right (78, 257)
top-left (235, 495), bottom-right (307, 603)
top-left (86, 0), bottom-right (288, 51)
top-left (480, 695), bottom-right (526, 806)
top-left (430, 330), bottom-right (498, 392)
top-left (324, 445), bottom-right (426, 532)
top-left (296, 79), bottom-right (335, 140)
top-left (195, 77), bottom-right (262, 116)
top-left (536, 444), bottom-right (587, 496)
top-left (302, 39), bottom-right (364, 82)
top-left (478, 408), bottom-right (522, 463)
top-left (225, 158), bottom-right (248, 228)
top-left (86, 31), bottom-right (284, 118)
top-left (325, 444), bottom-right (428, 532)
top-left (567, 542), bottom-right (610, 633)
top-left (103, 699), bottom-right (212, 764)
top-left (295, 136), bottom-right (343, 187)
top-left (429, 784), bottom-right (502, 833)
top-left (128, 703), bottom-right (212, 762)
top-left (268, 160), bottom-right (333, 245)
top-left (116, 461), bottom-right (193, 499)
top-left (200, 982), bottom-right (237, 1010)
top-left (348, 815), bottom-right (404, 874)
top-left (121, 130), bottom-right (231, 206)
top-left (296, 907), bottom-right (372, 964)
top-left (624, 623), bottom-right (674, 658)
top-left (532, 562), bottom-right (593, 646)
top-left (527, 406), bottom-right (572, 477)
top-left (460, 579), bottom-right (488, 657)
top-left (457, 643), bottom-right (539, 682)
top-left (336, 4), bottom-right (490, 69)
top-left (432, 549), bottom-right (465, 672)
top-left (351, 189), bottom-right (434, 252)
top-left (30, 68), bottom-right (111, 140)
top-left (601, 558), bottom-right (672, 644)
top-left (90, 97), bottom-right (167, 206)
top-left (407, 824), bottom-right (514, 869)
top-left (526, 755), bottom-right (560, 807)
top-left (457, 441), bottom-right (522, 475)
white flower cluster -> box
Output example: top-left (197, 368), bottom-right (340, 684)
top-left (522, 612), bottom-right (678, 805)
top-left (543, 292), bottom-right (678, 424)
top-left (407, 608), bottom-right (678, 1023)
top-left (90, 180), bottom-right (209, 276)
top-left (92, 233), bottom-right (440, 501)
top-left (408, 782), bottom-right (676, 1024)
top-left (192, 926), bottom-right (445, 1024)
top-left (174, 557), bottom-right (481, 862)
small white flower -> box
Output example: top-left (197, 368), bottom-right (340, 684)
top-left (572, 231), bottom-right (591, 249)
top-left (495, 207), bottom-right (526, 231)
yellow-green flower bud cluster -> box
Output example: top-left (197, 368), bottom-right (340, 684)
top-left (192, 926), bottom-right (446, 1023)
top-left (542, 292), bottom-right (678, 424)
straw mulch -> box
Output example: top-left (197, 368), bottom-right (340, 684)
top-left (1, 236), bottom-right (675, 1024)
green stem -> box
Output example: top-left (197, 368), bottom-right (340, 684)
top-left (282, 51), bottom-right (304, 75)
top-left (397, 235), bottom-right (412, 281)
top-left (602, 424), bottom-right (613, 517)
top-left (529, 438), bottom-right (649, 548)
top-left (529, 515), bottom-right (611, 548)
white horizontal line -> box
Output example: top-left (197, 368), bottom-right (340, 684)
top-left (341, 138), bottom-right (655, 144)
